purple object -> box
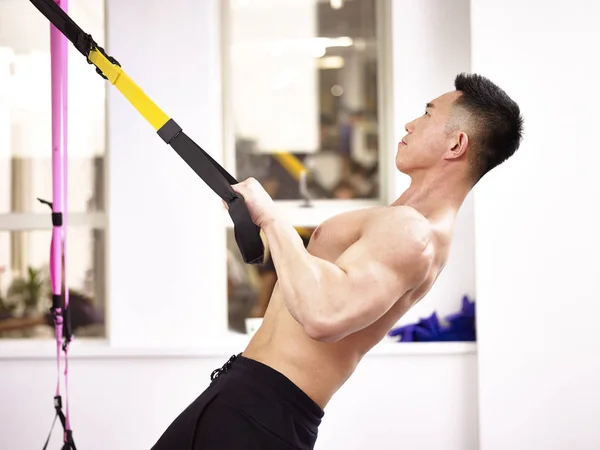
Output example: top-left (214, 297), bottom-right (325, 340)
top-left (388, 295), bottom-right (476, 342)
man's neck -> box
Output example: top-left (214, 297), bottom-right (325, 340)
top-left (391, 169), bottom-right (472, 221)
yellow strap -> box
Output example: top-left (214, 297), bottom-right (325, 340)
top-left (88, 47), bottom-right (309, 183)
top-left (272, 152), bottom-right (306, 180)
top-left (88, 48), bottom-right (169, 131)
top-left (295, 226), bottom-right (312, 239)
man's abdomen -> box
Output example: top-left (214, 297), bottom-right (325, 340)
top-left (243, 291), bottom-right (368, 408)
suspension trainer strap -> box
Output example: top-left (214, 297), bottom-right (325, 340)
top-left (28, 0), bottom-right (264, 264)
top-left (39, 0), bottom-right (76, 448)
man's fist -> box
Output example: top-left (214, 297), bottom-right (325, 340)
top-left (231, 177), bottom-right (279, 228)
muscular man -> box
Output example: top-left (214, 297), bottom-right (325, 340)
top-left (152, 73), bottom-right (523, 450)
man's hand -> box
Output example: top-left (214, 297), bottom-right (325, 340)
top-left (231, 177), bottom-right (281, 229)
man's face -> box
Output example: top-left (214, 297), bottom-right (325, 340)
top-left (395, 91), bottom-right (462, 174)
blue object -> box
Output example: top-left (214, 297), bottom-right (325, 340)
top-left (387, 295), bottom-right (476, 342)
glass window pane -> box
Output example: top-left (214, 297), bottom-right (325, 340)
top-left (0, 156), bottom-right (106, 214)
top-left (228, 0), bottom-right (381, 201)
top-left (227, 227), bottom-right (315, 334)
top-left (0, 228), bottom-right (106, 339)
top-left (0, 0), bottom-right (106, 213)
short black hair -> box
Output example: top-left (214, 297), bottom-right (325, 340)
top-left (453, 73), bottom-right (524, 183)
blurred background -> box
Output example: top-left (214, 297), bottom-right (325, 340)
top-left (228, 0), bottom-right (381, 202)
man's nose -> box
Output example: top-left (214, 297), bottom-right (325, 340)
top-left (405, 120), bottom-right (414, 133)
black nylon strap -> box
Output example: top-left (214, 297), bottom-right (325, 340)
top-left (159, 121), bottom-right (238, 201)
top-left (43, 396), bottom-right (76, 450)
top-left (61, 430), bottom-right (76, 450)
top-left (62, 305), bottom-right (73, 348)
top-left (51, 294), bottom-right (62, 310)
top-left (161, 122), bottom-right (264, 264)
top-left (28, 0), bottom-right (119, 81)
top-left (42, 413), bottom-right (58, 450)
top-left (28, 0), bottom-right (94, 57)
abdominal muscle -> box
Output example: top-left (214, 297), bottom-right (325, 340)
top-left (242, 282), bottom-right (416, 409)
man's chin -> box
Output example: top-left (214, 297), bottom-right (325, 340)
top-left (395, 161), bottom-right (417, 180)
top-left (395, 158), bottom-right (407, 173)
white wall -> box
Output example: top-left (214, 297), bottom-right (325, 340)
top-left (0, 345), bottom-right (478, 450)
top-left (472, 1), bottom-right (600, 449)
top-left (0, 0), bottom-right (480, 449)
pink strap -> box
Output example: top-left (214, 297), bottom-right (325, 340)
top-left (50, 0), bottom-right (73, 442)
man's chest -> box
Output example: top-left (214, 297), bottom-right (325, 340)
top-left (306, 207), bottom-right (380, 262)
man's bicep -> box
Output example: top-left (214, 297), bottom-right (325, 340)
top-left (335, 235), bottom-right (405, 298)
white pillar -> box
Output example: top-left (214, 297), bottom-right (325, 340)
top-left (472, 1), bottom-right (600, 448)
top-left (106, 0), bottom-right (227, 347)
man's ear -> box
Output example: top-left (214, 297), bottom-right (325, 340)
top-left (446, 130), bottom-right (469, 161)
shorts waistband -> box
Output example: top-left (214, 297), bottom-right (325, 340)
top-left (212, 353), bottom-right (325, 426)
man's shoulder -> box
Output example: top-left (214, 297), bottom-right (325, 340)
top-left (366, 205), bottom-right (432, 245)
top-left (359, 206), bottom-right (434, 285)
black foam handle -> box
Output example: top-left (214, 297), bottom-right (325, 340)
top-left (228, 195), bottom-right (264, 265)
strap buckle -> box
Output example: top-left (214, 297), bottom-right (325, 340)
top-left (87, 44), bottom-right (121, 80)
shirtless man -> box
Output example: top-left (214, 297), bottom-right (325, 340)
top-left (151, 73), bottom-right (523, 450)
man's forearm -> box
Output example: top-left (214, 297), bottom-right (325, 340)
top-left (261, 218), bottom-right (346, 335)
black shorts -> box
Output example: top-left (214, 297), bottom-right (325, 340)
top-left (151, 354), bottom-right (325, 450)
